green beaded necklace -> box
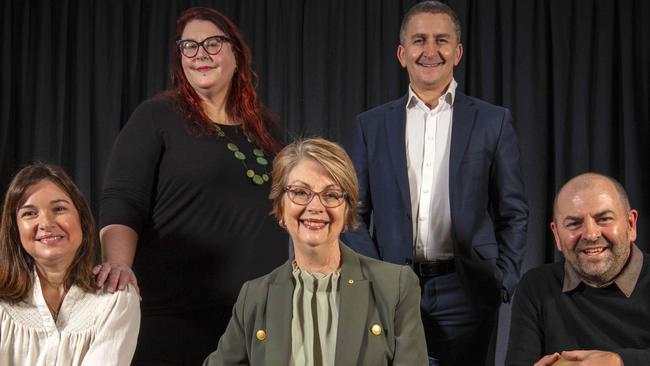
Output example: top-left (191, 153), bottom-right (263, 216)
top-left (213, 123), bottom-right (270, 185)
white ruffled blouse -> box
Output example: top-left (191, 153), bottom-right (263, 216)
top-left (0, 274), bottom-right (140, 366)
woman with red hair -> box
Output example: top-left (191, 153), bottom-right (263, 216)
top-left (95, 7), bottom-right (287, 365)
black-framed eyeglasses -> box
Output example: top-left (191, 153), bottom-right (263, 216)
top-left (284, 185), bottom-right (347, 208)
top-left (176, 35), bottom-right (232, 58)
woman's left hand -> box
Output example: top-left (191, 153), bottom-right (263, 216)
top-left (93, 262), bottom-right (140, 296)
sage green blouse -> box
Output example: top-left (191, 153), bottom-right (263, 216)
top-left (289, 263), bottom-right (341, 366)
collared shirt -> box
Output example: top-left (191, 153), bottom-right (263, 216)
top-left (405, 80), bottom-right (456, 262)
top-left (562, 243), bottom-right (644, 298)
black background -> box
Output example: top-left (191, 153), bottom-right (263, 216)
top-left (2, 1), bottom-right (649, 363)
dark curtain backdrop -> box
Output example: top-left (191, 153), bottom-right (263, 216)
top-left (2, 0), bottom-right (649, 364)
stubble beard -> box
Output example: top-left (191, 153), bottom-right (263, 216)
top-left (568, 236), bottom-right (631, 287)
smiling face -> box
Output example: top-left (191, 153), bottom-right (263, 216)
top-left (180, 19), bottom-right (237, 99)
top-left (16, 179), bottom-right (83, 270)
top-left (282, 159), bottom-right (347, 252)
top-left (397, 12), bottom-right (463, 98)
top-left (551, 178), bottom-right (637, 286)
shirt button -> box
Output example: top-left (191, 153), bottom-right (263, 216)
top-left (256, 329), bottom-right (267, 341)
top-left (371, 324), bottom-right (382, 336)
top-left (428, 136), bottom-right (434, 141)
top-left (423, 189), bottom-right (429, 194)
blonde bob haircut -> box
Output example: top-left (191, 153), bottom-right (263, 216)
top-left (269, 138), bottom-right (359, 231)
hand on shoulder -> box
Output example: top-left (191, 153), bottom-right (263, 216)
top-left (94, 262), bottom-right (140, 296)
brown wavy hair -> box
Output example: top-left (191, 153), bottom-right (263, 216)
top-left (168, 6), bottom-right (281, 155)
top-left (0, 163), bottom-right (98, 303)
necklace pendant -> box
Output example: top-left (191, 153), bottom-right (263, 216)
top-left (213, 123), bottom-right (271, 186)
top-left (252, 175), bottom-right (264, 185)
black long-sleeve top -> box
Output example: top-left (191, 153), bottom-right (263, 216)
top-left (506, 246), bottom-right (650, 366)
top-left (99, 96), bottom-right (288, 364)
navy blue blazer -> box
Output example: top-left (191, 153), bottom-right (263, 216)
top-left (342, 91), bottom-right (528, 313)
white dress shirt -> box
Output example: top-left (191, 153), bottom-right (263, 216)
top-left (405, 80), bottom-right (456, 262)
top-left (0, 273), bottom-right (140, 366)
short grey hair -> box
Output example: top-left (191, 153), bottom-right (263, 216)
top-left (399, 1), bottom-right (462, 44)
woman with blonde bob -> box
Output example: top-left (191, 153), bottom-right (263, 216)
top-left (204, 138), bottom-right (427, 365)
top-left (0, 163), bottom-right (139, 365)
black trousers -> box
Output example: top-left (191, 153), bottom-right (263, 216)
top-left (420, 272), bottom-right (498, 366)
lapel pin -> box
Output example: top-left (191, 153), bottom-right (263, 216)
top-left (347, 279), bottom-right (354, 284)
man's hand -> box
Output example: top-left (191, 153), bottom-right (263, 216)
top-left (534, 352), bottom-right (561, 366)
top-left (94, 262), bottom-right (140, 295)
top-left (560, 350), bottom-right (623, 366)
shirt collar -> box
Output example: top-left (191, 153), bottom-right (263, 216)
top-left (406, 79), bottom-right (457, 110)
top-left (562, 243), bottom-right (644, 298)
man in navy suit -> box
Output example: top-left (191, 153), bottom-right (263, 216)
top-left (342, 2), bottom-right (528, 365)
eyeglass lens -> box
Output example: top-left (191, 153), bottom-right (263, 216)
top-left (178, 36), bottom-right (225, 58)
top-left (287, 186), bottom-right (345, 208)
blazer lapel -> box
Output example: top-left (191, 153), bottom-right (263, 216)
top-left (384, 95), bottom-right (411, 209)
top-left (449, 92), bottom-right (477, 187)
top-left (265, 263), bottom-right (294, 365)
top-left (335, 244), bottom-right (370, 365)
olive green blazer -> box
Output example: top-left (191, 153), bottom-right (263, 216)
top-left (203, 243), bottom-right (427, 365)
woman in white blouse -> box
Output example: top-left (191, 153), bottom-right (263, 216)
top-left (0, 163), bottom-right (140, 366)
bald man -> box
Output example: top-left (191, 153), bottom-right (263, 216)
top-left (506, 173), bottom-right (650, 366)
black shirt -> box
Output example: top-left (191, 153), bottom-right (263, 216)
top-left (100, 96), bottom-right (288, 365)
top-left (506, 245), bottom-right (650, 366)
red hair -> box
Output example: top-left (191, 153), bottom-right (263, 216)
top-left (168, 7), bottom-right (281, 155)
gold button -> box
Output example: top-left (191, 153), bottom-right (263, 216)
top-left (371, 324), bottom-right (382, 336)
top-left (256, 329), bottom-right (266, 341)
top-left (347, 279), bottom-right (354, 284)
